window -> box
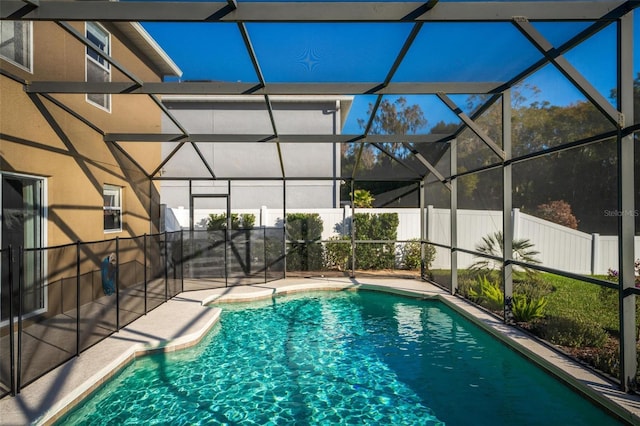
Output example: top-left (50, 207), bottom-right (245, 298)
top-left (86, 22), bottom-right (111, 111)
top-left (0, 20), bottom-right (32, 71)
top-left (103, 185), bottom-right (122, 232)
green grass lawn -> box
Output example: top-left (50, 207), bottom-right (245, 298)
top-left (541, 273), bottom-right (620, 333)
top-left (429, 269), bottom-right (621, 333)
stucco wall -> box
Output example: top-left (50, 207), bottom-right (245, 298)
top-left (1, 21), bottom-right (165, 246)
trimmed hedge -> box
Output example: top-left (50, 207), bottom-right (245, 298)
top-left (207, 213), bottom-right (255, 230)
top-left (354, 213), bottom-right (398, 270)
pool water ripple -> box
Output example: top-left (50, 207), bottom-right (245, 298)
top-left (58, 291), bottom-right (622, 425)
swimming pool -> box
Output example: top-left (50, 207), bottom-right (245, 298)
top-left (57, 290), bottom-right (622, 425)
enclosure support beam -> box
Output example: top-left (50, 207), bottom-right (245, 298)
top-left (25, 81), bottom-right (505, 96)
top-left (420, 177), bottom-right (426, 279)
top-left (188, 180), bottom-right (193, 231)
top-left (1, 1), bottom-right (629, 22)
top-left (105, 133), bottom-right (448, 144)
top-left (403, 143), bottom-right (452, 190)
top-left (502, 89), bottom-right (514, 323)
top-left (437, 92), bottom-right (506, 160)
top-left (450, 138), bottom-right (458, 295)
top-left (283, 179), bottom-right (287, 278)
top-left (513, 17), bottom-right (622, 127)
top-left (351, 180), bottom-right (356, 278)
top-left (370, 143), bottom-right (423, 178)
top-left (617, 10), bottom-right (637, 393)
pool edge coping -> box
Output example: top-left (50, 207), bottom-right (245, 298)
top-left (40, 307), bottom-right (222, 426)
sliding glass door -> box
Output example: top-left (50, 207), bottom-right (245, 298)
top-left (1, 174), bottom-right (44, 321)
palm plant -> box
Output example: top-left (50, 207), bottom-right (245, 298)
top-left (470, 231), bottom-right (540, 275)
top-left (468, 275), bottom-right (504, 311)
top-left (351, 189), bottom-right (375, 208)
top-left (511, 294), bottom-right (547, 322)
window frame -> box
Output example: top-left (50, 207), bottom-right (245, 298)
top-left (85, 22), bottom-right (111, 112)
top-left (0, 20), bottom-right (33, 73)
top-left (103, 184), bottom-right (123, 233)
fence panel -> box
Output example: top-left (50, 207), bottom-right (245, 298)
top-left (19, 245), bottom-right (77, 389)
top-left (147, 234), bottom-right (167, 311)
top-left (517, 212), bottom-right (593, 275)
top-left (166, 231), bottom-right (183, 298)
top-left (184, 230), bottom-right (225, 281)
top-left (117, 237), bottom-right (146, 328)
top-left (78, 240), bottom-right (117, 353)
top-left (227, 229), bottom-right (265, 285)
top-left (265, 228), bottom-right (285, 281)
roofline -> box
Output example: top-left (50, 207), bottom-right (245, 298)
top-left (114, 22), bottom-right (182, 78)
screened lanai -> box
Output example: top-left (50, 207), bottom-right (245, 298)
top-left (1, 0), bottom-right (640, 394)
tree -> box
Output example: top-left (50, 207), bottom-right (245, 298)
top-left (343, 97), bottom-right (440, 207)
top-left (455, 81), bottom-right (622, 234)
top-left (535, 200), bottom-right (579, 229)
top-left (351, 189), bottom-right (375, 208)
top-left (343, 97), bottom-right (428, 179)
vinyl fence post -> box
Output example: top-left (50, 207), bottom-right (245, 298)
top-left (591, 233), bottom-right (600, 276)
top-left (180, 229), bottom-right (184, 292)
top-left (512, 208), bottom-right (521, 241)
top-left (450, 139), bottom-right (458, 295)
top-left (426, 205), bottom-right (434, 242)
top-left (264, 226), bottom-right (267, 284)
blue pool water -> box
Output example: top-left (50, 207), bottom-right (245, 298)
top-left (58, 291), bottom-right (622, 425)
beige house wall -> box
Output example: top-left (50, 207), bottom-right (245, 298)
top-left (0, 21), bottom-right (165, 246)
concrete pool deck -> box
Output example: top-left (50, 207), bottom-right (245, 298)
top-left (1, 277), bottom-right (640, 425)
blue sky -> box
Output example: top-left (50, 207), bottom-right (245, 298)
top-left (143, 10), bottom-right (638, 134)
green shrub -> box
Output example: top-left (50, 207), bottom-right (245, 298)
top-left (456, 270), bottom-right (482, 299)
top-left (324, 235), bottom-right (351, 271)
top-left (590, 345), bottom-right (620, 378)
top-left (206, 213), bottom-right (226, 230)
top-left (468, 275), bottom-right (504, 312)
top-left (240, 213), bottom-right (255, 229)
top-left (536, 314), bottom-right (607, 348)
top-left (513, 276), bottom-right (553, 301)
top-left (457, 278), bottom-right (477, 299)
top-left (512, 294), bottom-right (547, 322)
top-left (399, 239), bottom-right (436, 271)
top-left (286, 213), bottom-right (324, 271)
top-left (207, 213), bottom-right (255, 230)
top-left (354, 213), bottom-right (398, 270)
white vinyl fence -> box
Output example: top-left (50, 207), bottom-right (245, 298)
top-left (166, 206), bottom-right (638, 275)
